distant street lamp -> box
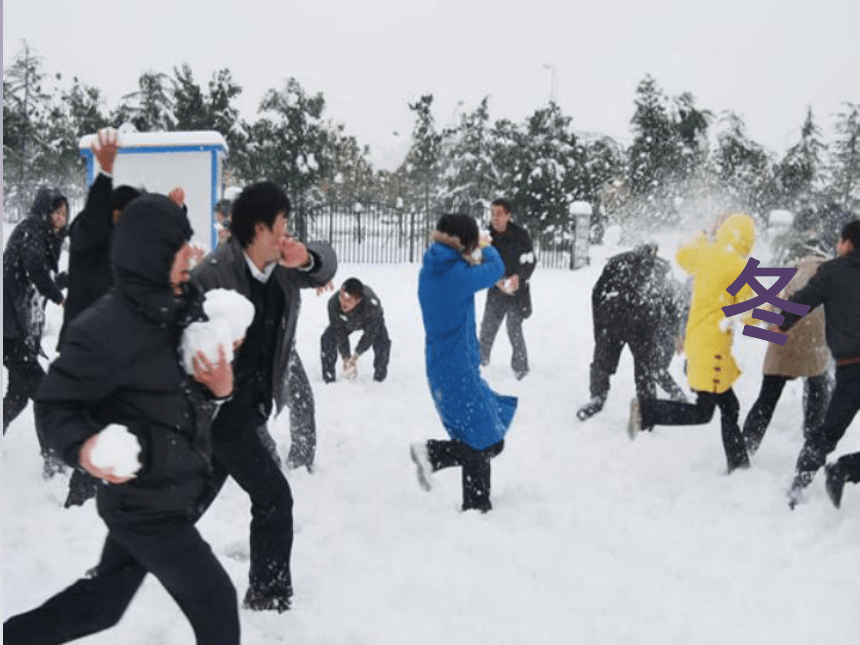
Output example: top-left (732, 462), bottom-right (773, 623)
top-left (542, 63), bottom-right (558, 105)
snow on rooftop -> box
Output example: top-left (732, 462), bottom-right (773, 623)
top-left (79, 130), bottom-right (228, 152)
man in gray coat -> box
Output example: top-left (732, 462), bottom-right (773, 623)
top-left (192, 181), bottom-right (337, 612)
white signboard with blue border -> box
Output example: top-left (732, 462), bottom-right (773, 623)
top-left (79, 131), bottom-right (228, 252)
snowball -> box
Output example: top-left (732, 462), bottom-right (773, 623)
top-left (181, 319), bottom-right (234, 374)
top-left (90, 424), bottom-right (142, 477)
top-left (202, 289), bottom-right (254, 341)
top-left (179, 289), bottom-right (255, 374)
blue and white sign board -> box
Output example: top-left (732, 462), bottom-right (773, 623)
top-left (79, 131), bottom-right (228, 252)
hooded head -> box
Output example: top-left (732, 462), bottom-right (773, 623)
top-left (30, 186), bottom-right (55, 219)
top-left (111, 194), bottom-right (193, 302)
top-left (715, 213), bottom-right (756, 257)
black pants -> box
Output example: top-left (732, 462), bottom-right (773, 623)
top-left (589, 325), bottom-right (685, 404)
top-left (3, 514), bottom-right (239, 645)
top-left (641, 389), bottom-right (749, 472)
top-left (320, 318), bottom-right (391, 383)
top-left (284, 349), bottom-right (316, 469)
top-left (479, 291), bottom-right (528, 376)
top-left (204, 395), bottom-right (294, 598)
top-left (3, 336), bottom-right (45, 434)
top-left (793, 364), bottom-right (860, 484)
top-left (426, 439), bottom-right (505, 511)
top-left (742, 373), bottom-right (832, 454)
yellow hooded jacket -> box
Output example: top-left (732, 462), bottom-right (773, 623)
top-left (677, 213), bottom-right (757, 394)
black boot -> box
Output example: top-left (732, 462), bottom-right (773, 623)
top-left (825, 462), bottom-right (846, 509)
top-left (243, 584), bottom-right (293, 613)
top-left (577, 396), bottom-right (606, 422)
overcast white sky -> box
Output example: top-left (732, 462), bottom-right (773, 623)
top-left (4, 0), bottom-right (859, 170)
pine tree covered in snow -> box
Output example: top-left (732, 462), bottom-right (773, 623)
top-left (713, 111), bottom-right (777, 215)
top-left (240, 78), bottom-right (332, 210)
top-left (171, 64), bottom-right (209, 131)
top-left (830, 102), bottom-right (860, 212)
top-left (3, 43), bottom-right (55, 219)
top-left (114, 71), bottom-right (176, 132)
top-left (402, 94), bottom-right (443, 216)
top-left (497, 102), bottom-right (583, 245)
top-left (777, 107), bottom-right (827, 217)
top-left (438, 97), bottom-right (499, 217)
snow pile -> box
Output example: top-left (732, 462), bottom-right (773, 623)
top-left (180, 289), bottom-right (254, 373)
top-left (89, 424), bottom-right (141, 477)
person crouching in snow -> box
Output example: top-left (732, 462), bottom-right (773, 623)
top-left (411, 214), bottom-right (517, 512)
top-left (627, 213), bottom-right (757, 474)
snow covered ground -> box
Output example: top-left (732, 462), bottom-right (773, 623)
top-left (3, 233), bottom-right (859, 644)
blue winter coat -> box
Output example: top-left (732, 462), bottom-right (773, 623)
top-left (418, 241), bottom-right (518, 450)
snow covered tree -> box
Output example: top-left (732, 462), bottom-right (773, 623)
top-left (627, 76), bottom-right (678, 198)
top-left (438, 97), bottom-right (499, 217)
top-left (403, 94), bottom-right (443, 215)
top-left (777, 107), bottom-right (827, 214)
top-left (830, 102), bottom-right (860, 212)
top-left (319, 123), bottom-right (379, 203)
top-left (172, 64), bottom-right (208, 131)
top-left (206, 68), bottom-right (247, 178)
top-left (625, 78), bottom-right (714, 228)
top-left (494, 103), bottom-right (583, 245)
top-left (114, 71), bottom-right (175, 132)
top-left (714, 111), bottom-right (775, 214)
top-left (241, 78), bottom-right (331, 218)
top-left (3, 42), bottom-right (54, 218)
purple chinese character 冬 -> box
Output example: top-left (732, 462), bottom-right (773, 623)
top-left (723, 257), bottom-right (810, 345)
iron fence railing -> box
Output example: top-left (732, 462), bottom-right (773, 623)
top-left (295, 202), bottom-right (587, 268)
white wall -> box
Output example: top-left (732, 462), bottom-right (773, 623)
top-left (93, 151), bottom-right (219, 251)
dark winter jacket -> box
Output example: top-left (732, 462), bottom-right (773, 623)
top-left (488, 221), bottom-right (537, 318)
top-left (326, 285), bottom-right (384, 358)
top-left (58, 172), bottom-right (114, 347)
top-left (3, 187), bottom-right (67, 351)
top-left (592, 245), bottom-right (683, 340)
top-left (780, 248), bottom-right (860, 363)
top-left (419, 234), bottom-right (517, 450)
top-left (36, 194), bottom-right (217, 521)
top-left (192, 236), bottom-right (337, 414)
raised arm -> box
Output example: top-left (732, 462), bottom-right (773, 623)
top-left (71, 129), bottom-right (118, 252)
top-left (460, 245), bottom-right (505, 294)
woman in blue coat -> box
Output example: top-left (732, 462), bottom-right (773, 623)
top-left (412, 214), bottom-right (518, 512)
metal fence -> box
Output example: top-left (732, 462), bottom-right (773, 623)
top-left (295, 202), bottom-right (586, 269)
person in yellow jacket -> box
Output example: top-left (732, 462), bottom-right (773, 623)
top-left (628, 213), bottom-right (758, 473)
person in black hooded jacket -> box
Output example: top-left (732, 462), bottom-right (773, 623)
top-left (479, 198), bottom-right (537, 380)
top-left (58, 128), bottom-right (141, 348)
top-left (576, 244), bottom-right (688, 422)
top-left (3, 186), bottom-right (68, 436)
top-left (3, 194), bottom-right (240, 645)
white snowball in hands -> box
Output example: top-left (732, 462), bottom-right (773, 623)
top-left (90, 424), bottom-right (142, 478)
top-left (180, 289), bottom-right (254, 375)
top-left (202, 289), bottom-right (254, 340)
top-left (181, 319), bottom-right (233, 374)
